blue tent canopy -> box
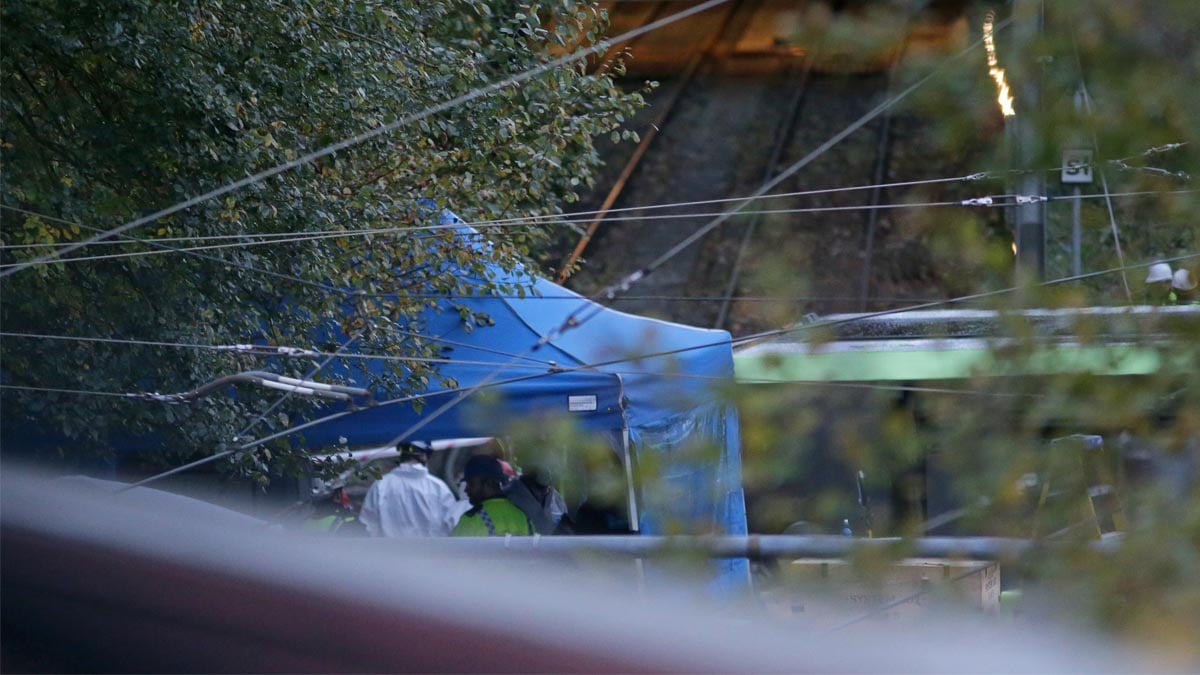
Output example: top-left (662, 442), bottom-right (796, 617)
top-left (2, 209), bottom-right (749, 592)
top-left (301, 211), bottom-right (734, 445)
top-left (301, 211), bottom-right (749, 590)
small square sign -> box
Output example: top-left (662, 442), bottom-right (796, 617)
top-left (568, 395), bottom-right (598, 412)
top-left (1062, 149), bottom-right (1094, 184)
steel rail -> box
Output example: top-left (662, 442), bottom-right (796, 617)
top-left (556, 0), bottom-right (745, 283)
top-left (714, 48), bottom-right (817, 329)
top-left (857, 34), bottom-right (911, 312)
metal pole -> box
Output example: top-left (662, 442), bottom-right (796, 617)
top-left (1071, 185), bottom-right (1082, 277)
top-left (621, 427), bottom-right (640, 532)
top-left (1012, 0), bottom-right (1045, 283)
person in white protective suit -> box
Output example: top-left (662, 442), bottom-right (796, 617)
top-left (359, 443), bottom-right (468, 537)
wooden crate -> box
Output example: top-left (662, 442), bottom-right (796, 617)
top-left (762, 558), bottom-right (1000, 628)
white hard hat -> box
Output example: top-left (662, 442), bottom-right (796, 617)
top-left (1172, 268), bottom-right (1197, 291)
top-left (1145, 262), bottom-right (1173, 283)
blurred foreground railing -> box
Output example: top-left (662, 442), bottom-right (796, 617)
top-left (2, 466), bottom-right (1150, 673)
top-left (366, 534), bottom-right (1122, 560)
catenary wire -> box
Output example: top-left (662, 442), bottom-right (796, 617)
top-left (10, 137), bottom-right (1176, 251)
top-left (294, 144), bottom-right (1191, 232)
top-left (0, 205), bottom-right (542, 306)
top-left (0, 331), bottom-right (560, 370)
top-left (0, 172), bottom-right (1018, 252)
top-left (0, 206), bottom-right (365, 296)
top-left (0, 376), bottom-right (1043, 402)
top-left (0, 201), bottom-right (961, 267)
top-left (23, 15), bottom-right (1088, 467)
top-left (10, 188), bottom-right (1195, 269)
top-left (6, 179), bottom-right (1192, 275)
top-left (116, 333), bottom-right (364, 492)
top-left (0, 196), bottom-right (980, 269)
top-left (204, 249), bottom-right (1200, 449)
top-left (1, 385), bottom-right (139, 399)
top-left (1068, 27), bottom-right (1133, 301)
top-left (0, 174), bottom-right (985, 251)
top-left (549, 16), bottom-right (1017, 339)
top-left (14, 10), bottom-right (1176, 478)
top-left (5, 187), bottom-right (1196, 266)
top-left (0, 274), bottom-right (964, 370)
top-left (213, 250), bottom-right (1200, 465)
top-left (29, 249), bottom-right (1194, 486)
top-left (1, 133), bottom-right (1184, 268)
top-left (0, 0), bottom-right (733, 278)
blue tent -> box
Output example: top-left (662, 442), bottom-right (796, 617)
top-left (300, 211), bottom-right (749, 591)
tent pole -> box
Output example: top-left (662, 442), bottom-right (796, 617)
top-left (621, 425), bottom-right (646, 595)
top-left (622, 427), bottom-right (640, 533)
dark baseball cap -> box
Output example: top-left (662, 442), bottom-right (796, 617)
top-left (462, 455), bottom-right (506, 480)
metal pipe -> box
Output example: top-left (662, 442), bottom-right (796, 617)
top-left (365, 534), bottom-right (1120, 560)
top-left (1012, 0), bottom-right (1046, 283)
top-left (1080, 182), bottom-right (1089, 275)
top-left (135, 370), bottom-right (371, 403)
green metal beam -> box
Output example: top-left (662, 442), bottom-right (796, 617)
top-left (734, 340), bottom-right (1187, 382)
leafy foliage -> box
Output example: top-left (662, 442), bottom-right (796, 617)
top-left (728, 0), bottom-right (1200, 655)
top-left (0, 0), bottom-right (645, 470)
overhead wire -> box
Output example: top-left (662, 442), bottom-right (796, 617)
top-left (12, 249), bottom-right (1194, 484)
top-left (470, 145), bottom-right (1188, 230)
top-left (3, 1), bottom-right (744, 493)
top-left (385, 327), bottom-right (563, 366)
top-left (9, 5), bottom-right (1186, 483)
top-left (8, 187), bottom-right (1194, 270)
top-left (727, 250), bottom-right (1200, 349)
top-left (0, 377), bottom-right (1044, 402)
top-left (0, 206), bottom-right (363, 296)
top-left (0, 219), bottom-right (359, 248)
top-left (0, 0), bottom-right (734, 279)
top-left (240, 251), bottom-right (1197, 457)
top-left (0, 337), bottom-right (369, 494)
top-left (0, 331), bottom-right (559, 370)
top-left (1068, 27), bottom-right (1132, 301)
top-left (0, 205), bottom-right (553, 306)
top-left (116, 334), bottom-right (364, 492)
top-left (0, 201), bottom-right (960, 268)
top-left (0, 12), bottom-right (1080, 468)
top-left (4, 170), bottom-right (1189, 271)
top-left (1, 385), bottom-right (140, 399)
top-left (3, 139), bottom-right (1182, 252)
top-left (1, 173), bottom-right (981, 253)
top-left (11, 139), bottom-right (1179, 253)
top-left (204, 249), bottom-right (1200, 464)
top-left (6, 185), bottom-right (1196, 260)
top-left (546, 16), bottom-right (1018, 340)
top-left (16, 241), bottom-right (1192, 405)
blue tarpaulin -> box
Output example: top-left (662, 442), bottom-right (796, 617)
top-left (2, 209), bottom-right (750, 592)
top-left (300, 211), bottom-right (749, 591)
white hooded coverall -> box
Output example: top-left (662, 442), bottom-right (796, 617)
top-left (359, 463), bottom-right (468, 537)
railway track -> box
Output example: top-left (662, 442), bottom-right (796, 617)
top-left (562, 1), bottom-right (981, 337)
